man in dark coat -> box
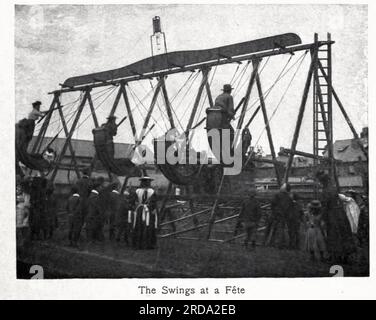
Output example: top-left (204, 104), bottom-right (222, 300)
top-left (214, 84), bottom-right (236, 158)
top-left (85, 179), bottom-right (105, 243)
top-left (238, 188), bottom-right (262, 249)
top-left (286, 193), bottom-right (304, 249)
top-left (214, 84), bottom-right (235, 128)
top-left (107, 182), bottom-right (122, 241)
top-left (265, 183), bottom-right (293, 248)
top-left (74, 169), bottom-right (92, 239)
top-left (43, 182), bottom-right (58, 240)
top-left (29, 176), bottom-right (48, 240)
top-left (67, 186), bottom-right (82, 246)
top-left (115, 190), bottom-right (132, 244)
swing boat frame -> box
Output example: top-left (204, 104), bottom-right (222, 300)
top-left (27, 32), bottom-right (367, 242)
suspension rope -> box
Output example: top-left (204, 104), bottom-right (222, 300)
top-left (232, 61), bottom-right (251, 97)
top-left (143, 71), bottom-right (200, 133)
top-left (75, 86), bottom-right (118, 131)
top-left (127, 84), bottom-right (166, 134)
top-left (35, 87), bottom-right (114, 136)
top-left (229, 63), bottom-right (241, 85)
top-left (243, 51), bottom-right (308, 168)
top-left (235, 51), bottom-right (306, 121)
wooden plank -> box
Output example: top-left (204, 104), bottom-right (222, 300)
top-left (64, 34), bottom-right (302, 88)
top-left (159, 223), bottom-right (209, 238)
top-left (160, 208), bottom-right (211, 227)
top-left (53, 41), bottom-right (333, 94)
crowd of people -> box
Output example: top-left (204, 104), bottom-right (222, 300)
top-left (238, 171), bottom-right (369, 265)
top-left (16, 169), bottom-right (159, 250)
top-left (16, 164), bottom-right (369, 265)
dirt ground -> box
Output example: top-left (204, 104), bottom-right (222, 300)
top-left (17, 233), bottom-right (368, 278)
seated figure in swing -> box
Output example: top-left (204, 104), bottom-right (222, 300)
top-left (16, 101), bottom-right (51, 175)
top-left (101, 115), bottom-right (118, 157)
top-left (17, 101), bottom-right (47, 148)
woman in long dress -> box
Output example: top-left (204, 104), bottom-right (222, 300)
top-left (305, 200), bottom-right (326, 261)
top-left (132, 177), bottom-right (158, 249)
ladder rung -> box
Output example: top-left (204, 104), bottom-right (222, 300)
top-left (319, 58), bottom-right (329, 60)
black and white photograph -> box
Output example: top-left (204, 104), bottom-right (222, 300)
top-left (1, 0), bottom-right (375, 300)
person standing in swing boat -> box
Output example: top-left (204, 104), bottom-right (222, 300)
top-left (214, 84), bottom-right (236, 156)
top-left (132, 176), bottom-right (158, 250)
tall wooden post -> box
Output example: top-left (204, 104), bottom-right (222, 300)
top-left (50, 90), bottom-right (89, 182)
top-left (56, 94), bottom-right (81, 179)
top-left (254, 64), bottom-right (282, 186)
top-left (87, 90), bottom-right (99, 128)
top-left (284, 54), bottom-right (315, 183)
top-left (186, 69), bottom-right (210, 132)
top-left (205, 81), bottom-right (214, 108)
top-left (160, 77), bottom-right (175, 129)
top-left (109, 84), bottom-right (123, 118)
top-left (122, 84), bottom-right (137, 138)
top-left (135, 79), bottom-right (163, 146)
top-left (236, 59), bottom-right (259, 130)
top-left (31, 94), bottom-right (59, 153)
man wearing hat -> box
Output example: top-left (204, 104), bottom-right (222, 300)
top-left (85, 177), bottom-right (105, 243)
top-left (237, 187), bottom-right (262, 249)
top-left (28, 101), bottom-right (46, 121)
top-left (107, 181), bottom-right (122, 241)
top-left (132, 176), bottom-right (158, 249)
top-left (214, 84), bottom-right (235, 129)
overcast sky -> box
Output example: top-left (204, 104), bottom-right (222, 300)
top-left (15, 4), bottom-right (367, 154)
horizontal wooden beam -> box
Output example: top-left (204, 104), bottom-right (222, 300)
top-left (50, 41), bottom-right (333, 95)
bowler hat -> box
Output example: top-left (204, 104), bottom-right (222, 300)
top-left (308, 200), bottom-right (322, 209)
top-left (222, 84), bottom-right (234, 92)
top-left (139, 176), bottom-right (153, 181)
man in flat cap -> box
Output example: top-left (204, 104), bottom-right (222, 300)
top-left (28, 101), bottom-right (47, 121)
